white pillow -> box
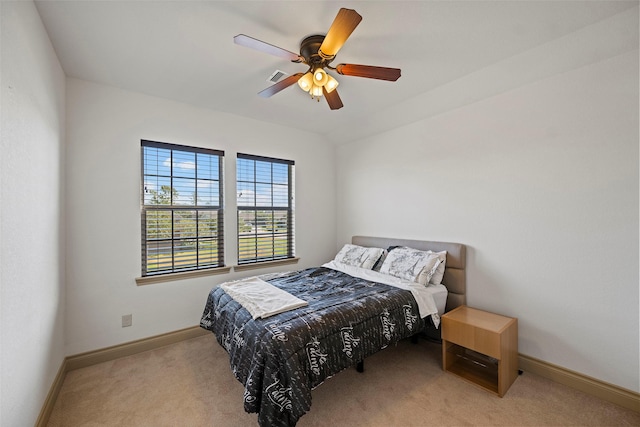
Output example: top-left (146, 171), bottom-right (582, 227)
top-left (427, 250), bottom-right (447, 285)
top-left (333, 244), bottom-right (385, 270)
top-left (379, 246), bottom-right (442, 286)
top-left (372, 249), bottom-right (388, 271)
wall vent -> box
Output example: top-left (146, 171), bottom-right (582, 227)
top-left (267, 70), bottom-right (288, 83)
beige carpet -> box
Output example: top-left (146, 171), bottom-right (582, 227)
top-left (47, 335), bottom-right (639, 426)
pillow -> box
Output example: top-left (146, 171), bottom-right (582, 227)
top-left (379, 246), bottom-right (442, 285)
top-left (371, 249), bottom-right (388, 271)
top-left (333, 244), bottom-right (385, 270)
top-left (427, 250), bottom-right (447, 285)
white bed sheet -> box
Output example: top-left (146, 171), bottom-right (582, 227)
top-left (323, 260), bottom-right (448, 327)
top-left (425, 283), bottom-right (448, 316)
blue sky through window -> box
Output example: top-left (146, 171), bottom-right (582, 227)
top-left (237, 157), bottom-right (289, 208)
top-left (143, 146), bottom-right (220, 207)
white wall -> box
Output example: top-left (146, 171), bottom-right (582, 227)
top-left (0, 2), bottom-right (67, 425)
top-left (2, 5), bottom-right (635, 424)
top-left (65, 78), bottom-right (336, 355)
top-left (336, 47), bottom-right (639, 392)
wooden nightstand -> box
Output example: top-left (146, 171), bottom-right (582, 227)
top-left (441, 305), bottom-right (518, 397)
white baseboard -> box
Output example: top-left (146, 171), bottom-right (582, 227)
top-left (519, 354), bottom-right (639, 412)
top-left (35, 358), bottom-right (68, 427)
top-left (65, 325), bottom-right (208, 371)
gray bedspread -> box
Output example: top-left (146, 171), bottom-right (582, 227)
top-left (200, 266), bottom-right (426, 426)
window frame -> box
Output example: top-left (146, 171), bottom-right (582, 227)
top-left (140, 140), bottom-right (225, 278)
top-left (236, 153), bottom-right (295, 266)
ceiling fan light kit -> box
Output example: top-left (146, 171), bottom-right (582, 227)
top-left (313, 68), bottom-right (328, 86)
top-left (325, 75), bottom-right (339, 93)
top-left (297, 72), bottom-right (313, 91)
top-left (234, 8), bottom-right (401, 110)
top-left (296, 70), bottom-right (337, 101)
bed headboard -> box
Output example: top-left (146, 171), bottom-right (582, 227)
top-left (351, 236), bottom-right (466, 313)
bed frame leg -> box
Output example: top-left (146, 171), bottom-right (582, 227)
top-left (356, 360), bottom-right (364, 373)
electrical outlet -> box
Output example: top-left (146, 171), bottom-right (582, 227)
top-left (122, 314), bottom-right (132, 327)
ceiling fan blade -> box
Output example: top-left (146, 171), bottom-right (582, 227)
top-left (258, 73), bottom-right (304, 98)
top-left (319, 8), bottom-right (362, 59)
top-left (234, 34), bottom-right (303, 62)
top-left (323, 87), bottom-right (344, 110)
top-left (335, 64), bottom-right (401, 81)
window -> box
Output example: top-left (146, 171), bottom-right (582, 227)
top-left (237, 153), bottom-right (294, 264)
top-left (141, 140), bottom-right (224, 276)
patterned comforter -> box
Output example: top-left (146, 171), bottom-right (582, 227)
top-left (200, 266), bottom-right (427, 426)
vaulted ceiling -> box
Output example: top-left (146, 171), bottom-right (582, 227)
top-left (35, 1), bottom-right (638, 144)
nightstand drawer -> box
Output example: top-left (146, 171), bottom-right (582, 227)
top-left (441, 318), bottom-right (502, 359)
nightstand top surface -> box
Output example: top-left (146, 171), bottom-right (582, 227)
top-left (443, 305), bottom-right (516, 333)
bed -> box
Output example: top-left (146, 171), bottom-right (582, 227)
top-left (200, 236), bottom-right (466, 427)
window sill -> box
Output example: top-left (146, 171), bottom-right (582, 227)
top-left (135, 266), bottom-right (232, 286)
top-left (234, 257), bottom-right (300, 272)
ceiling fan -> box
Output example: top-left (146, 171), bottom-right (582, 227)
top-left (234, 8), bottom-right (401, 110)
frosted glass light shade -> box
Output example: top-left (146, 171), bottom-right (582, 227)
top-left (313, 68), bottom-right (328, 86)
top-left (297, 72), bottom-right (313, 91)
top-left (325, 75), bottom-right (339, 93)
top-left (310, 84), bottom-right (323, 97)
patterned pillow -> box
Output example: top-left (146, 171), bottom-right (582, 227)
top-left (333, 244), bottom-right (385, 270)
top-left (379, 246), bottom-right (442, 285)
top-left (427, 250), bottom-right (447, 285)
top-left (371, 249), bottom-right (388, 271)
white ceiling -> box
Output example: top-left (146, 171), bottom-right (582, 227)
top-left (34, 1), bottom-right (638, 144)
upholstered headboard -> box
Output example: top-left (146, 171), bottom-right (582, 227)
top-left (352, 236), bottom-right (466, 313)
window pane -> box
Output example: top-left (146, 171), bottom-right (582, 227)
top-left (174, 239), bottom-right (197, 270)
top-left (256, 210), bottom-right (273, 233)
top-left (143, 146), bottom-right (171, 177)
top-left (173, 210), bottom-right (197, 239)
top-left (198, 211), bottom-right (218, 238)
top-left (144, 176), bottom-right (172, 205)
top-left (146, 241), bottom-right (173, 273)
top-left (197, 179), bottom-right (219, 206)
top-left (273, 211), bottom-right (288, 233)
top-left (255, 183), bottom-right (272, 207)
top-left (255, 161), bottom-right (271, 183)
top-left (238, 210), bottom-right (255, 235)
top-left (198, 239), bottom-right (219, 266)
top-left (172, 151), bottom-right (196, 178)
top-left (272, 163), bottom-right (288, 185)
top-left (196, 153), bottom-right (218, 180)
top-left (237, 158), bottom-right (254, 182)
top-left (256, 236), bottom-right (274, 259)
top-left (237, 182), bottom-right (255, 207)
top-left (238, 237), bottom-right (257, 262)
top-left (274, 235), bottom-right (288, 257)
top-left (273, 184), bottom-right (288, 207)
top-left (146, 210), bottom-right (172, 239)
top-left (172, 178), bottom-right (195, 205)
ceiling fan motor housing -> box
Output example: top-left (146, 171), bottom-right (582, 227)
top-left (300, 35), bottom-right (331, 67)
